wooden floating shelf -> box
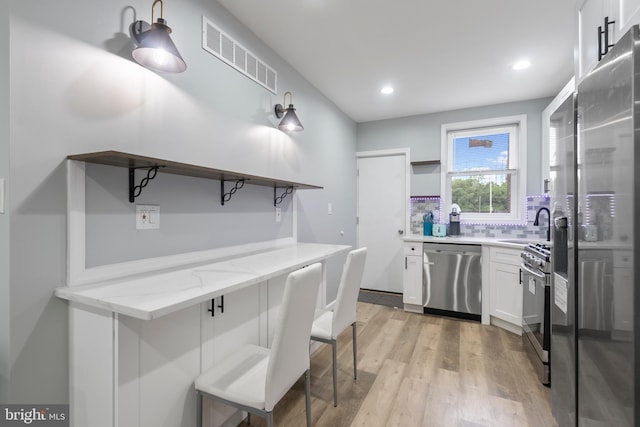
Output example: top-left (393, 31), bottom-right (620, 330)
top-left (68, 151), bottom-right (323, 190)
top-left (68, 151), bottom-right (322, 205)
top-left (410, 160), bottom-right (441, 166)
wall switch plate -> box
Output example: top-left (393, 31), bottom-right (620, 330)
top-left (275, 207), bottom-right (282, 222)
top-left (328, 202), bottom-right (333, 215)
top-left (0, 178), bottom-right (4, 214)
top-left (136, 205), bottom-right (160, 230)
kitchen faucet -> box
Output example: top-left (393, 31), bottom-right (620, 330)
top-left (534, 207), bottom-right (551, 242)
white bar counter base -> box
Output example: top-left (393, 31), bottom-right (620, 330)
top-left (57, 241), bottom-right (350, 427)
top-left (55, 242), bottom-right (351, 320)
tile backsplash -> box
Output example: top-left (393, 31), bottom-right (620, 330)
top-left (410, 195), bottom-right (550, 240)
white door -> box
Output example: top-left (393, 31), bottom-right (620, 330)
top-left (357, 152), bottom-right (407, 293)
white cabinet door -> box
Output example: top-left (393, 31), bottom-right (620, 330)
top-left (612, 0), bottom-right (640, 40)
top-left (577, 0), bottom-right (614, 80)
top-left (489, 247), bottom-right (523, 328)
top-left (266, 274), bottom-right (287, 346)
top-left (118, 306), bottom-right (202, 427)
top-left (577, 0), bottom-right (640, 80)
top-left (402, 243), bottom-right (423, 308)
top-left (403, 254), bottom-right (423, 305)
top-left (210, 285), bottom-right (261, 360)
top-left (200, 284), bottom-right (262, 427)
top-left (490, 262), bottom-right (522, 326)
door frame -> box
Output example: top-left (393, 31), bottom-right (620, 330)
top-left (355, 148), bottom-right (411, 248)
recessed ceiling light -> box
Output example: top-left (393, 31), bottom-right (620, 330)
top-left (380, 86), bottom-right (394, 94)
top-left (512, 60), bottom-right (531, 71)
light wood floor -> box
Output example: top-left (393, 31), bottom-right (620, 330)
top-left (240, 302), bottom-right (557, 427)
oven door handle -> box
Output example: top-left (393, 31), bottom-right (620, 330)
top-left (520, 262), bottom-right (546, 280)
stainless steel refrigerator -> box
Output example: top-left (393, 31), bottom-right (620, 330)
top-left (550, 25), bottom-right (638, 426)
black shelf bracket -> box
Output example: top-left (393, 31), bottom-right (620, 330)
top-left (129, 166), bottom-right (161, 203)
top-left (274, 186), bottom-right (294, 206)
top-left (221, 179), bottom-right (245, 206)
top-left (208, 296), bottom-right (225, 317)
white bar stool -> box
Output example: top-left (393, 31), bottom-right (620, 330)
top-left (310, 247), bottom-right (367, 407)
top-left (194, 263), bottom-right (322, 427)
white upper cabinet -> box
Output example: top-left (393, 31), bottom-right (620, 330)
top-left (612, 0), bottom-right (640, 39)
top-left (576, 0), bottom-right (613, 80)
top-left (576, 0), bottom-right (640, 81)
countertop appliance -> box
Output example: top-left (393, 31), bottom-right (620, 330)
top-left (521, 242), bottom-right (552, 386)
top-left (423, 242), bottom-right (481, 320)
top-left (432, 223), bottom-right (446, 237)
top-left (550, 25), bottom-right (639, 427)
top-left (448, 205), bottom-right (461, 236)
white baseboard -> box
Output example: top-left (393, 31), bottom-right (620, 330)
top-left (490, 316), bottom-right (522, 335)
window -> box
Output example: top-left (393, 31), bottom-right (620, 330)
top-left (440, 115), bottom-right (527, 223)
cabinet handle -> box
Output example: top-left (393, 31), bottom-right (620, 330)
top-left (405, 257), bottom-right (407, 269)
top-left (598, 16), bottom-right (616, 61)
top-left (598, 22), bottom-right (603, 60)
top-left (208, 295), bottom-right (225, 317)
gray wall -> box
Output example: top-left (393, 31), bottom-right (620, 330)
top-left (85, 164), bottom-right (296, 267)
top-left (6, 0), bottom-right (356, 404)
top-left (356, 98), bottom-right (552, 196)
top-left (1, 6), bottom-right (10, 403)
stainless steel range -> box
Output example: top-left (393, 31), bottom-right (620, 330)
top-left (520, 242), bottom-right (552, 385)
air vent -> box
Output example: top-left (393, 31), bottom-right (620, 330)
top-left (202, 16), bottom-right (277, 94)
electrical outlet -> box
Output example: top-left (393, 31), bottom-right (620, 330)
top-left (136, 205), bottom-right (160, 230)
top-left (275, 207), bottom-right (282, 222)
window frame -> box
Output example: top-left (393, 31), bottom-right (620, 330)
top-left (440, 115), bottom-right (527, 224)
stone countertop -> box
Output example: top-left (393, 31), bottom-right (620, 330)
top-left (403, 234), bottom-right (552, 249)
top-left (55, 242), bottom-right (351, 320)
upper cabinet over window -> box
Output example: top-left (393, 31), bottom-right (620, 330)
top-left (440, 115), bottom-right (527, 224)
top-left (576, 0), bottom-right (640, 81)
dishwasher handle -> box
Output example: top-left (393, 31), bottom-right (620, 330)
top-left (426, 248), bottom-right (480, 256)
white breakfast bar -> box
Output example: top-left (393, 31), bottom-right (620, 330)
top-left (55, 241), bottom-right (351, 427)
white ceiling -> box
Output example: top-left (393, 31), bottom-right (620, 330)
top-left (217, 0), bottom-right (576, 123)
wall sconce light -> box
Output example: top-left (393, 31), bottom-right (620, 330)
top-left (274, 92), bottom-right (304, 132)
top-left (129, 0), bottom-right (187, 73)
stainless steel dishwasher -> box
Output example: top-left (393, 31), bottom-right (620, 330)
top-left (423, 242), bottom-right (482, 320)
